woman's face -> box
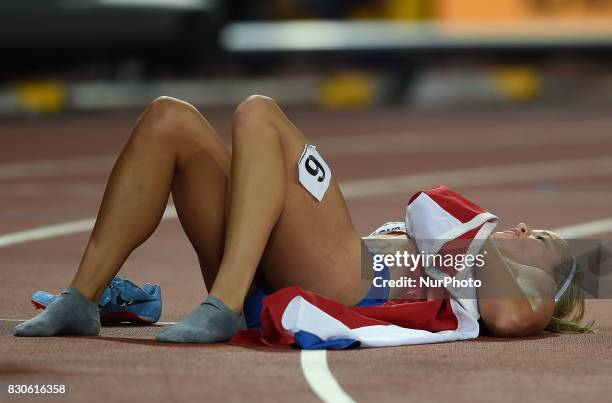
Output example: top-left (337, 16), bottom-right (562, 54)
top-left (491, 223), bottom-right (564, 275)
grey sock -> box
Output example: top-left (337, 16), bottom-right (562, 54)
top-left (13, 288), bottom-right (100, 337)
top-left (155, 295), bottom-right (245, 343)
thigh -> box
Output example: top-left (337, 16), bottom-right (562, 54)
top-left (168, 101), bottom-right (231, 288)
top-left (259, 104), bottom-right (365, 306)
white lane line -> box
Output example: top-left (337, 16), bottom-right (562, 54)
top-left (0, 219), bottom-right (96, 248)
top-left (300, 350), bottom-right (356, 403)
top-left (317, 120), bottom-right (612, 157)
top-left (340, 155), bottom-right (612, 198)
top-left (2, 156), bottom-right (612, 403)
top-left (0, 206), bottom-right (177, 248)
top-left (3, 117), bottom-right (612, 181)
top-left (0, 318), bottom-right (178, 325)
top-left (0, 156), bottom-right (115, 180)
top-left (554, 218), bottom-right (612, 238)
top-left (2, 156), bottom-right (612, 249)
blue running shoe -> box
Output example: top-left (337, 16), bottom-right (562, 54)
top-left (31, 276), bottom-right (162, 324)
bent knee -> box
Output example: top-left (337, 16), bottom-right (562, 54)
top-left (234, 95), bottom-right (278, 126)
top-left (232, 95), bottom-right (280, 144)
top-left (134, 96), bottom-right (198, 143)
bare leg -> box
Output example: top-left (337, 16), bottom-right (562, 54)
top-left (15, 97), bottom-right (234, 337)
top-left (155, 96), bottom-right (291, 343)
top-left (211, 96), bottom-right (363, 311)
top-left (156, 95), bottom-right (364, 343)
top-left (16, 94), bottom-right (362, 341)
top-left (70, 97), bottom-right (231, 302)
top-left (207, 97), bottom-right (287, 311)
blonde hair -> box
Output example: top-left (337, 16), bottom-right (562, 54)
top-left (545, 237), bottom-right (594, 333)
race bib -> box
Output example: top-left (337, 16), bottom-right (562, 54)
top-left (298, 144), bottom-right (331, 202)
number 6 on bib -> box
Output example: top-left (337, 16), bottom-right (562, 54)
top-left (298, 144), bottom-right (331, 202)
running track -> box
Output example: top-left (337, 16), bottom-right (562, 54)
top-left (1, 103), bottom-right (611, 402)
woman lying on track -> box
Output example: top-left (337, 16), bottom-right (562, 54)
top-left (14, 96), bottom-right (591, 342)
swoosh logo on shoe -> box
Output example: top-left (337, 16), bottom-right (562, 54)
top-left (115, 294), bottom-right (151, 307)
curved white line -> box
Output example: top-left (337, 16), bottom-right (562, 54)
top-left (295, 218), bottom-right (611, 403)
top-left (300, 350), bottom-right (356, 403)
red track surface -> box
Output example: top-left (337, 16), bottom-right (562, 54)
top-left (1, 104), bottom-right (611, 402)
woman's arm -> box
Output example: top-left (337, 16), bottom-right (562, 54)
top-left (476, 239), bottom-right (556, 337)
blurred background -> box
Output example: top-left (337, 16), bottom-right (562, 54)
top-left (2, 5), bottom-right (612, 400)
top-left (1, 0), bottom-right (612, 116)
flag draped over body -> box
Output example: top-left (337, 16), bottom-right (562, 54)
top-left (231, 185), bottom-right (499, 349)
